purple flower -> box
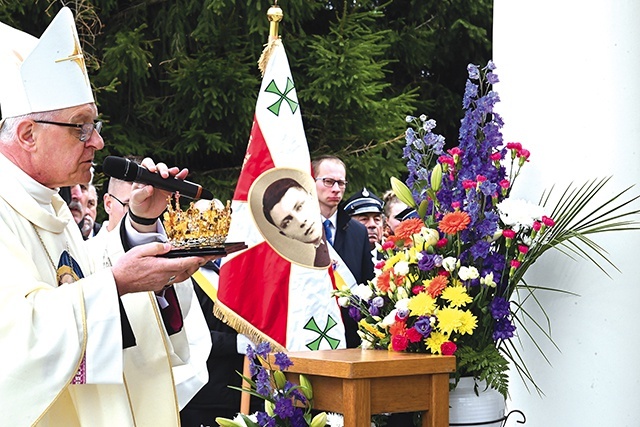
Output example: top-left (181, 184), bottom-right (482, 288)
top-left (418, 252), bottom-right (437, 271)
top-left (486, 72), bottom-right (500, 84)
top-left (290, 408), bottom-right (308, 427)
top-left (256, 342), bottom-right (271, 358)
top-left (257, 411), bottom-right (276, 427)
top-left (396, 308), bottom-right (409, 320)
top-left (414, 317), bottom-right (432, 337)
top-left (274, 352), bottom-right (293, 371)
top-left (470, 240), bottom-right (491, 260)
top-left (493, 317), bottom-right (516, 340)
top-left (255, 368), bottom-right (271, 396)
top-left (274, 396), bottom-right (295, 418)
top-left (467, 63), bottom-right (480, 80)
top-left (349, 305), bottom-right (363, 322)
top-left (490, 297), bottom-right (511, 319)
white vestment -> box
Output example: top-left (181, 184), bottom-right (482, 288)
top-left (0, 153), bottom-right (210, 426)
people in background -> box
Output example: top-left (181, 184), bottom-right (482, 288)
top-left (344, 187), bottom-right (385, 266)
top-left (312, 155), bottom-right (373, 348)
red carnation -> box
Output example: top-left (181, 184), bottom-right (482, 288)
top-left (441, 341), bottom-right (457, 356)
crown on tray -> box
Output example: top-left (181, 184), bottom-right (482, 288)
top-left (163, 195), bottom-right (232, 249)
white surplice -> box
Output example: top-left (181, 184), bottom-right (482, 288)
top-left (0, 153), bottom-right (210, 426)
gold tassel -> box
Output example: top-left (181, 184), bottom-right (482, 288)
top-left (213, 300), bottom-right (287, 352)
top-left (257, 38), bottom-right (281, 77)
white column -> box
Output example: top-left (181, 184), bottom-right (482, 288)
top-left (493, 1), bottom-right (640, 426)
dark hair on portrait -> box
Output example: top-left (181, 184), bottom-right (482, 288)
top-left (262, 177), bottom-right (305, 227)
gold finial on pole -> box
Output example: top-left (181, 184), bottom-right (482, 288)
top-left (258, 2), bottom-right (283, 76)
top-left (267, 2), bottom-right (283, 42)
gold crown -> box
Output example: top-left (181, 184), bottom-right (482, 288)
top-left (163, 195), bottom-right (232, 249)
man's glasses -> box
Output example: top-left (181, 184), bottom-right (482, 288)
top-left (34, 120), bottom-right (103, 142)
top-left (315, 177), bottom-right (348, 189)
top-left (108, 193), bottom-right (129, 210)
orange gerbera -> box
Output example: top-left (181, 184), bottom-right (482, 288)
top-left (376, 269), bottom-right (392, 293)
top-left (438, 211), bottom-right (471, 235)
top-left (394, 218), bottom-right (424, 240)
top-left (389, 321), bottom-right (407, 336)
top-left (426, 275), bottom-right (449, 298)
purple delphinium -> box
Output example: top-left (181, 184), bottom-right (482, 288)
top-left (255, 341), bottom-right (271, 358)
top-left (274, 396), bottom-right (295, 419)
top-left (274, 352), bottom-right (293, 371)
top-left (493, 317), bottom-right (516, 341)
top-left (257, 412), bottom-right (276, 427)
top-left (290, 408), bottom-right (308, 427)
top-left (255, 368), bottom-right (271, 396)
top-left (490, 296), bottom-right (511, 319)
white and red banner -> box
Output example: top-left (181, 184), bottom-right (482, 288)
top-left (216, 40), bottom-right (352, 352)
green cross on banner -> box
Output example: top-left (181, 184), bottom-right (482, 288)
top-left (303, 315), bottom-right (341, 350)
top-left (264, 77), bottom-right (298, 116)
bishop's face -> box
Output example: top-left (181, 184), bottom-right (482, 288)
top-left (268, 186), bottom-right (323, 245)
top-left (29, 103), bottom-right (104, 188)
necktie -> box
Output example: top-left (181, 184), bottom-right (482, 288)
top-left (323, 219), bottom-right (333, 245)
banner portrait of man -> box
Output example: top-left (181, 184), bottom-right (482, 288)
top-left (249, 167), bottom-right (330, 269)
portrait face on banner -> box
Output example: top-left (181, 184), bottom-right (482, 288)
top-left (249, 168), bottom-right (330, 269)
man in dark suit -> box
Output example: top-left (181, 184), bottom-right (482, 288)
top-left (312, 155), bottom-right (374, 348)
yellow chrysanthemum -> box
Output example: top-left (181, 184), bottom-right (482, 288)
top-left (407, 246), bottom-right (421, 263)
top-left (441, 285), bottom-right (473, 308)
top-left (436, 307), bottom-right (464, 335)
top-left (407, 292), bottom-right (436, 316)
top-left (385, 252), bottom-right (404, 270)
top-left (458, 310), bottom-right (478, 335)
top-left (358, 319), bottom-right (386, 339)
top-left (425, 331), bottom-right (448, 354)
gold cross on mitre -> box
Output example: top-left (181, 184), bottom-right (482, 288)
top-left (55, 28), bottom-right (89, 85)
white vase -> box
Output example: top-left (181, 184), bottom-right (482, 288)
top-left (449, 377), bottom-right (506, 426)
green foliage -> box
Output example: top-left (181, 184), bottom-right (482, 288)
top-left (4, 0), bottom-right (492, 204)
top-left (454, 344), bottom-right (510, 398)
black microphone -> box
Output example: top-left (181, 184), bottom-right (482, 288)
top-left (102, 156), bottom-right (214, 200)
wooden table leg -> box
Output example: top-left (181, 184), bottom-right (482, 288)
top-left (342, 378), bottom-right (371, 427)
top-left (423, 373), bottom-right (450, 427)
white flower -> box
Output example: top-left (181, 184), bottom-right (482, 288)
top-left (361, 339), bottom-right (373, 350)
top-left (382, 309), bottom-right (397, 326)
top-left (497, 198), bottom-right (548, 229)
top-left (352, 283), bottom-right (373, 300)
top-left (458, 266), bottom-right (479, 281)
top-left (394, 260), bottom-right (410, 276)
top-left (415, 227), bottom-right (439, 248)
top-left (442, 256), bottom-right (459, 272)
top-left (326, 412), bottom-right (344, 427)
top-left (396, 286), bottom-right (409, 300)
top-left (480, 272), bottom-right (497, 288)
top-left (337, 296), bottom-right (350, 307)
top-left (229, 413), bottom-right (258, 426)
top-left (395, 298), bottom-right (410, 311)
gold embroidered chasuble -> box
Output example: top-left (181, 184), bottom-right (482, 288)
top-left (0, 153), bottom-right (208, 426)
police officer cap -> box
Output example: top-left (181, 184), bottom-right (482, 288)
top-left (344, 187), bottom-right (383, 216)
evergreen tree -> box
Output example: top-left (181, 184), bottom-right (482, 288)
top-left (1, 0), bottom-right (492, 204)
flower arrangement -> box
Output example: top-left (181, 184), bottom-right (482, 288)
top-left (215, 342), bottom-right (327, 427)
top-left (334, 61), bottom-right (640, 397)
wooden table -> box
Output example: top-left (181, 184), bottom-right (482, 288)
top-left (279, 349), bottom-right (455, 427)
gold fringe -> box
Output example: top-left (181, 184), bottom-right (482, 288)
top-left (257, 38), bottom-right (281, 77)
top-left (213, 299), bottom-right (287, 352)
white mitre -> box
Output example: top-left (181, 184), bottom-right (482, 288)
top-left (0, 7), bottom-right (94, 120)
